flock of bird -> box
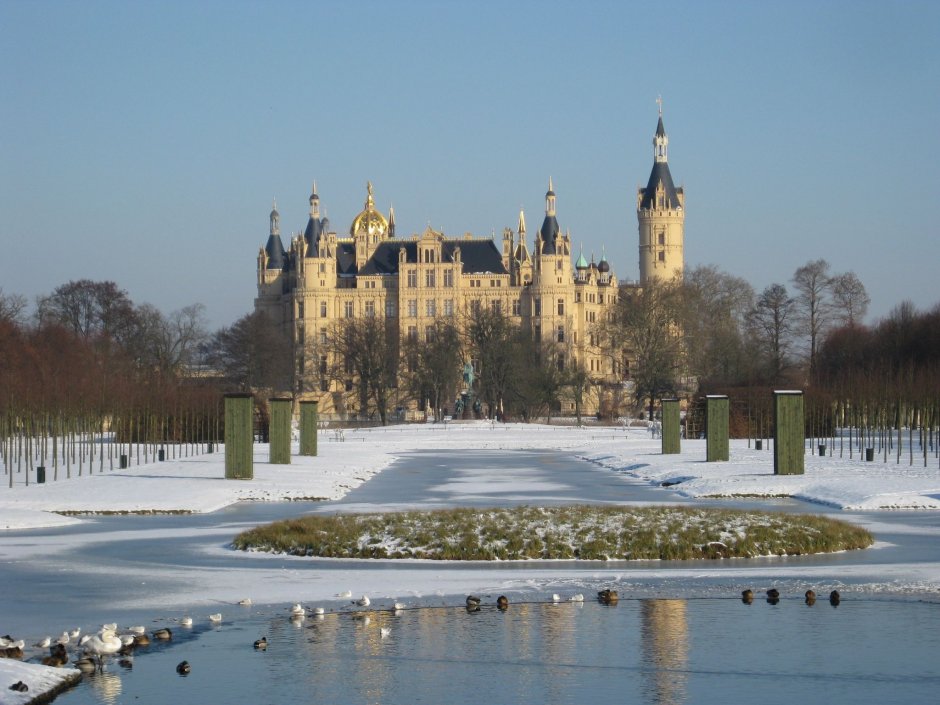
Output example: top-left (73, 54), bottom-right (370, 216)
top-left (4, 586), bottom-right (846, 692)
top-left (741, 588), bottom-right (842, 606)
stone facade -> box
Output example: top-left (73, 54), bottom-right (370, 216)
top-left (255, 115), bottom-right (683, 419)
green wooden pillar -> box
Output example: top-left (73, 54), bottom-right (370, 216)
top-left (706, 395), bottom-right (730, 462)
top-left (224, 393), bottom-right (253, 480)
top-left (774, 390), bottom-right (804, 475)
top-left (299, 400), bottom-right (319, 456)
top-left (269, 397), bottom-right (292, 465)
top-left (661, 398), bottom-right (681, 454)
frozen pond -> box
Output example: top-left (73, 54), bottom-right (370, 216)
top-left (2, 448), bottom-right (939, 703)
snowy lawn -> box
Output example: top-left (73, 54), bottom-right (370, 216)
top-left (233, 505), bottom-right (874, 560)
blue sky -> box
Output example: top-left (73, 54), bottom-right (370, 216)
top-left (2, 0), bottom-right (938, 329)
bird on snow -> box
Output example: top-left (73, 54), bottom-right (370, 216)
top-left (568, 594), bottom-right (584, 602)
top-left (34, 637), bottom-right (52, 649)
top-left (238, 598), bottom-right (253, 606)
top-left (179, 617), bottom-right (193, 627)
top-left (290, 603), bottom-right (305, 616)
top-left (69, 628), bottom-right (81, 640)
top-left (128, 626), bottom-right (146, 635)
top-left (101, 623), bottom-right (117, 632)
top-left (208, 613), bottom-right (223, 623)
top-left (355, 595), bottom-right (371, 607)
top-left (55, 632), bottom-right (70, 646)
top-left (337, 590), bottom-right (353, 598)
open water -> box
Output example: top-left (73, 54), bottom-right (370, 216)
top-left (4, 448), bottom-right (940, 703)
top-left (55, 596), bottom-right (940, 705)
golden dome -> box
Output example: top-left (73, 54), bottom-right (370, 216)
top-left (350, 181), bottom-right (389, 238)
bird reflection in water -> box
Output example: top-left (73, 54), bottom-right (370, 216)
top-left (88, 671), bottom-right (122, 705)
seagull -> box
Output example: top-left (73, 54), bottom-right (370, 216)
top-left (208, 613), bottom-right (222, 623)
top-left (552, 594), bottom-right (562, 603)
top-left (34, 637), bottom-right (52, 649)
top-left (336, 590), bottom-right (353, 598)
top-left (102, 623), bottom-right (118, 632)
top-left (120, 635), bottom-right (136, 647)
top-left (180, 617), bottom-right (193, 627)
top-left (238, 598), bottom-right (253, 606)
top-left (0, 635), bottom-right (14, 648)
top-left (56, 632), bottom-right (70, 646)
top-left (356, 595), bottom-right (370, 607)
top-left (393, 602), bottom-right (405, 611)
top-left (312, 607), bottom-right (325, 615)
top-left (290, 603), bottom-right (305, 616)
top-left (128, 626), bottom-right (146, 635)
top-left (69, 628), bottom-right (81, 639)
top-left (568, 594), bottom-right (584, 602)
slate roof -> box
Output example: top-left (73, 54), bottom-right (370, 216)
top-left (264, 233), bottom-right (286, 270)
top-left (639, 161), bottom-right (682, 211)
top-left (304, 216), bottom-right (324, 256)
top-left (539, 214), bottom-right (560, 254)
top-left (357, 239), bottom-right (508, 277)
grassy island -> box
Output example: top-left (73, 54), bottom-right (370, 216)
top-left (233, 505), bottom-right (873, 561)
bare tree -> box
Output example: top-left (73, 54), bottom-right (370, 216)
top-left (327, 316), bottom-right (398, 424)
top-left (605, 280), bottom-right (683, 419)
top-left (0, 288), bottom-right (27, 325)
top-left (792, 259), bottom-right (833, 375)
top-left (203, 311), bottom-right (292, 393)
top-left (400, 318), bottom-right (462, 420)
top-left (830, 271), bottom-right (870, 327)
top-left (679, 265), bottom-right (754, 386)
top-left (464, 305), bottom-right (522, 420)
top-left (133, 303), bottom-right (208, 374)
top-left (747, 283), bottom-right (796, 383)
top-left (37, 280), bottom-right (138, 346)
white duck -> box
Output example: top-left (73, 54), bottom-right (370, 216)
top-left (290, 603), bottom-right (305, 617)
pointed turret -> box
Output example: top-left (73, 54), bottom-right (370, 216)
top-left (388, 205), bottom-right (396, 238)
top-left (265, 199), bottom-right (286, 269)
top-left (304, 182), bottom-right (326, 257)
top-left (539, 178), bottom-right (560, 255)
top-left (576, 244), bottom-right (588, 271)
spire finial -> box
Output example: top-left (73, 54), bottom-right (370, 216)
top-left (549, 175), bottom-right (554, 192)
top-left (312, 181), bottom-right (318, 196)
top-left (656, 94), bottom-right (663, 116)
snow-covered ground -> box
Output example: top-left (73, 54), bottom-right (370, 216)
top-left (2, 421), bottom-right (939, 703)
top-left (2, 421), bottom-right (939, 530)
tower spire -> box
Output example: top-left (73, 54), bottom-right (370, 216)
top-left (518, 208), bottom-right (526, 236)
top-left (654, 99), bottom-right (668, 163)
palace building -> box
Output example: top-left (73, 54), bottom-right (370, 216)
top-left (255, 113), bottom-right (684, 419)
